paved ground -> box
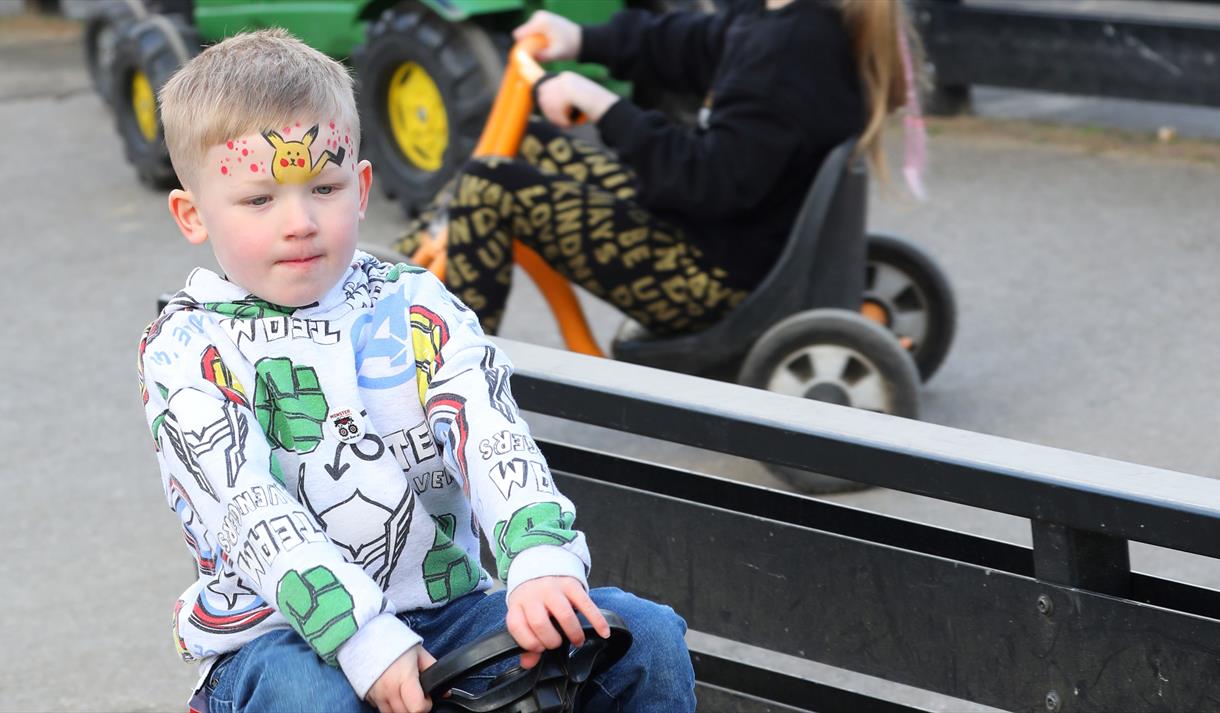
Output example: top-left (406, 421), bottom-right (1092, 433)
top-left (4, 11), bottom-right (1220, 712)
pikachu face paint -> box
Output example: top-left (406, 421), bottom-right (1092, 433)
top-left (262, 123), bottom-right (346, 184)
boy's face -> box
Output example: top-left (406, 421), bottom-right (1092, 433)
top-left (169, 118), bottom-right (371, 307)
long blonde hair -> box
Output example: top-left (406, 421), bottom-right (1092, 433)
top-left (839, 0), bottom-right (920, 179)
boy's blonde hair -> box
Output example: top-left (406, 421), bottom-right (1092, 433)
top-left (159, 28), bottom-right (359, 188)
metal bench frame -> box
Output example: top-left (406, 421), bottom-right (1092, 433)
top-left (498, 337), bottom-right (1220, 712)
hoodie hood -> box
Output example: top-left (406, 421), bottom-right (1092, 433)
top-left (160, 251), bottom-right (385, 322)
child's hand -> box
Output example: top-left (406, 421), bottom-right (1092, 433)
top-left (506, 575), bottom-right (611, 669)
top-left (535, 72), bottom-right (620, 128)
top-left (366, 644), bottom-right (437, 713)
top-left (513, 10), bottom-right (581, 62)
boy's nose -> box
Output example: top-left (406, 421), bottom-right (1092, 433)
top-left (281, 195), bottom-right (318, 239)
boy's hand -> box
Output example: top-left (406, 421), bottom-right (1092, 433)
top-left (366, 644), bottom-right (437, 713)
top-left (535, 72), bottom-right (620, 128)
top-left (506, 576), bottom-right (611, 669)
top-left (513, 10), bottom-right (581, 62)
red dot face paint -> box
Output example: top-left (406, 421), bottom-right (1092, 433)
top-left (242, 148), bottom-right (248, 156)
top-left (220, 165), bottom-right (228, 175)
top-left (280, 158), bottom-right (290, 167)
top-left (329, 121), bottom-right (335, 130)
top-left (297, 158), bottom-right (306, 167)
top-left (250, 163), bottom-right (259, 172)
top-left (226, 140), bottom-right (234, 150)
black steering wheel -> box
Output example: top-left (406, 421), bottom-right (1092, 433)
top-left (419, 609), bottom-right (632, 713)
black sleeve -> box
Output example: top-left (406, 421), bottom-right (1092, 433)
top-left (579, 9), bottom-right (731, 97)
top-left (596, 84), bottom-right (804, 220)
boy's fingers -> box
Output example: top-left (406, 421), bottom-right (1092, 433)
top-left (546, 595), bottom-right (585, 647)
top-left (520, 650), bottom-right (542, 669)
top-left (419, 649), bottom-right (437, 670)
top-left (506, 605), bottom-right (544, 652)
top-left (401, 679), bottom-right (431, 713)
top-left (526, 600), bottom-right (564, 649)
top-left (571, 589), bottom-right (611, 638)
top-left (386, 689), bottom-right (407, 713)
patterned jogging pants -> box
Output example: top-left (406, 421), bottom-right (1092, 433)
top-left (393, 121), bottom-right (748, 335)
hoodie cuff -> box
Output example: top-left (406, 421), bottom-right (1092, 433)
top-left (504, 545), bottom-right (589, 599)
top-left (337, 612), bottom-right (423, 700)
top-left (578, 23), bottom-right (617, 65)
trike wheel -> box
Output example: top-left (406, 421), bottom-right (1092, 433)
top-left (110, 12), bottom-right (199, 189)
top-left (355, 3), bottom-right (503, 215)
top-left (864, 232), bottom-right (957, 382)
top-left (739, 309), bottom-right (919, 494)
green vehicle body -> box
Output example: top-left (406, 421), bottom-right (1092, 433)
top-left (191, 0), bottom-right (626, 87)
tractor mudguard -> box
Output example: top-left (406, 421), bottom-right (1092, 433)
top-left (422, 0), bottom-right (623, 24)
top-left (419, 0), bottom-right (525, 22)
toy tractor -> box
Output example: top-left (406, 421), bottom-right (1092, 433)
top-left (85, 0), bottom-right (717, 207)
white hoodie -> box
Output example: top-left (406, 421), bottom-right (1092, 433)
top-left (138, 253), bottom-right (589, 699)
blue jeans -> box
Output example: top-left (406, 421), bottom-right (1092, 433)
top-left (206, 587), bottom-right (695, 713)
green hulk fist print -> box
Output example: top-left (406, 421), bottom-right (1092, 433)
top-left (423, 514), bottom-right (480, 604)
top-left (493, 502), bottom-right (577, 580)
top-left (204, 298), bottom-right (295, 320)
top-left (253, 357), bottom-right (328, 454)
top-left (276, 565), bottom-right (358, 665)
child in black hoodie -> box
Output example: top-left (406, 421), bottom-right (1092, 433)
top-left (396, 0), bottom-right (914, 335)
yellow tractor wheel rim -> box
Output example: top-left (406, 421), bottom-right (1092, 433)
top-left (131, 70), bottom-right (158, 143)
top-left (388, 62), bottom-right (449, 172)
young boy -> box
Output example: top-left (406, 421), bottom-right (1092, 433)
top-left (139, 29), bottom-right (694, 713)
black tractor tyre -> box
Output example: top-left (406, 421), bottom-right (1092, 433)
top-left (110, 13), bottom-right (200, 190)
top-left (865, 232), bottom-right (957, 382)
top-left (738, 309), bottom-right (920, 494)
top-left (355, 3), bottom-right (504, 216)
top-left (84, 0), bottom-right (145, 107)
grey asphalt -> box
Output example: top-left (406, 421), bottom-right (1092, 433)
top-left (4, 13), bottom-right (1220, 713)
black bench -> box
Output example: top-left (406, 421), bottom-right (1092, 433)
top-left (499, 337), bottom-right (1220, 712)
top-left (915, 0), bottom-right (1220, 114)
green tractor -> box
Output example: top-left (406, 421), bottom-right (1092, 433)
top-left (87, 0), bottom-right (713, 210)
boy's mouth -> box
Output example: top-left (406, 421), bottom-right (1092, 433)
top-left (278, 254), bottom-right (323, 267)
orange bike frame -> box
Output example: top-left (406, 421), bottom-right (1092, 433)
top-left (411, 36), bottom-right (605, 357)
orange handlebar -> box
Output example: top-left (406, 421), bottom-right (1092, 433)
top-left (411, 35), bottom-right (605, 357)
top-left (474, 36), bottom-right (548, 158)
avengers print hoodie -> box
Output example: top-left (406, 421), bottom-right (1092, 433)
top-left (137, 253), bottom-right (589, 699)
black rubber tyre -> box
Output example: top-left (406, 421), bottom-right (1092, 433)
top-left (84, 0), bottom-right (144, 107)
top-left (110, 13), bottom-right (200, 190)
top-left (865, 232), bottom-right (957, 382)
top-left (738, 309), bottom-right (919, 494)
top-left (354, 3), bottom-right (504, 215)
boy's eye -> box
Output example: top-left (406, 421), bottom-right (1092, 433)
top-left (247, 196), bottom-right (270, 206)
top-left (315, 185), bottom-right (334, 195)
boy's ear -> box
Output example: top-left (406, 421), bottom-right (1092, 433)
top-left (357, 159), bottom-right (373, 219)
top-left (168, 189), bottom-right (208, 245)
